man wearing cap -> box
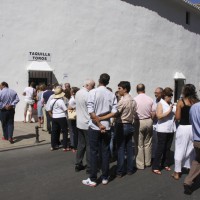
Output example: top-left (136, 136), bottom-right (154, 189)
top-left (49, 87), bottom-right (68, 151)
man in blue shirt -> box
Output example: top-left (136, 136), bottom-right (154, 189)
top-left (184, 102), bottom-right (200, 195)
top-left (0, 82), bottom-right (20, 143)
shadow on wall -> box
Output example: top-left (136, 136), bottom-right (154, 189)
top-left (121, 0), bottom-right (200, 34)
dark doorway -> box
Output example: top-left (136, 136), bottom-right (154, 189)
top-left (29, 78), bottom-right (47, 87)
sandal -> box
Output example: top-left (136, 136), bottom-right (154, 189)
top-left (171, 172), bottom-right (180, 180)
top-left (165, 166), bottom-right (171, 171)
top-left (152, 170), bottom-right (162, 175)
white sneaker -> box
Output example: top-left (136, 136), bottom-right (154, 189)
top-left (82, 178), bottom-right (97, 187)
top-left (102, 179), bottom-right (109, 185)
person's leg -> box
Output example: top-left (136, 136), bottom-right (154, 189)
top-left (116, 124), bottom-right (125, 176)
top-left (144, 119), bottom-right (153, 167)
top-left (68, 119), bottom-right (74, 149)
top-left (85, 130), bottom-right (90, 172)
top-left (42, 106), bottom-right (47, 131)
top-left (58, 117), bottom-right (68, 149)
top-left (71, 120), bottom-right (78, 150)
top-left (152, 125), bottom-right (158, 159)
top-left (76, 129), bottom-right (86, 166)
top-left (101, 130), bottom-right (111, 180)
top-left (7, 110), bottom-right (15, 140)
top-left (163, 133), bottom-right (174, 168)
top-left (124, 124), bottom-right (134, 174)
top-left (46, 111), bottom-right (52, 134)
top-left (184, 142), bottom-right (200, 186)
top-left (24, 103), bottom-right (28, 122)
top-left (89, 128), bottom-right (99, 182)
top-left (51, 118), bottom-right (60, 149)
top-left (136, 120), bottom-right (145, 169)
top-left (29, 104), bottom-right (33, 122)
top-left (152, 132), bottom-right (167, 171)
top-left (1, 111), bottom-right (8, 140)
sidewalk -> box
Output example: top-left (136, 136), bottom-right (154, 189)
top-left (0, 122), bottom-right (51, 152)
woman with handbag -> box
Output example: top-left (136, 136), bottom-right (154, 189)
top-left (49, 87), bottom-right (68, 151)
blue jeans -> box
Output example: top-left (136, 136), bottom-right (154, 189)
top-left (1, 109), bottom-right (15, 140)
top-left (89, 128), bottom-right (111, 182)
top-left (116, 123), bottom-right (134, 175)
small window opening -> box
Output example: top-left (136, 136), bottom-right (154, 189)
top-left (186, 11), bottom-right (190, 25)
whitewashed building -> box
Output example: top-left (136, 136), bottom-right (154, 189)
top-left (0, 0), bottom-right (200, 121)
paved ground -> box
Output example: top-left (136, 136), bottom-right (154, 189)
top-left (0, 122), bottom-right (50, 152)
top-left (0, 145), bottom-right (200, 200)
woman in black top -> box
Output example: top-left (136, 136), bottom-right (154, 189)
top-left (172, 84), bottom-right (199, 180)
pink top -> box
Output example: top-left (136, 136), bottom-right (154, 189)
top-left (134, 93), bottom-right (154, 120)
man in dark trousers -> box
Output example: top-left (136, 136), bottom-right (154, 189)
top-left (184, 101), bottom-right (200, 195)
top-left (0, 82), bottom-right (20, 143)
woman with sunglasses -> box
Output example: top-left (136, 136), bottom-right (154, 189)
top-left (172, 84), bottom-right (199, 180)
top-left (152, 87), bottom-right (175, 175)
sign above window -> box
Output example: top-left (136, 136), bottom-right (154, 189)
top-left (28, 52), bottom-right (51, 62)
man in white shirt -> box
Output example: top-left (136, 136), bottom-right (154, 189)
top-left (75, 79), bottom-right (95, 173)
top-left (82, 73), bottom-right (117, 187)
top-left (23, 82), bottom-right (36, 123)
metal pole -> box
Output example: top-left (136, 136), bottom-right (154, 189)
top-left (35, 126), bottom-right (39, 144)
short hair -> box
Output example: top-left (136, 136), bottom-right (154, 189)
top-left (118, 81), bottom-right (131, 93)
top-left (71, 87), bottom-right (80, 95)
top-left (162, 87), bottom-right (173, 98)
top-left (156, 87), bottom-right (163, 92)
top-left (1, 82), bottom-right (9, 88)
top-left (99, 73), bottom-right (110, 86)
top-left (136, 84), bottom-right (145, 92)
top-left (30, 82), bottom-right (35, 87)
top-left (47, 84), bottom-right (53, 90)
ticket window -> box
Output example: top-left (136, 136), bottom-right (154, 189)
top-left (28, 71), bottom-right (52, 87)
top-left (174, 79), bottom-right (185, 102)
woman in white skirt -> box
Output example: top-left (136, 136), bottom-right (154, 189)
top-left (172, 84), bottom-right (199, 180)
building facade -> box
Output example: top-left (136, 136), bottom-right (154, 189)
top-left (0, 0), bottom-right (200, 121)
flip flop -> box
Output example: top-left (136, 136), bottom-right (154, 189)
top-left (165, 166), bottom-right (171, 171)
top-left (152, 170), bottom-right (162, 175)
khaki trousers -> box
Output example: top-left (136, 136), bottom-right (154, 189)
top-left (184, 141), bottom-right (200, 185)
top-left (134, 118), bottom-right (153, 169)
top-left (42, 106), bottom-right (47, 131)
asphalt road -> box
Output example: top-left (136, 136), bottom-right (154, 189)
top-left (0, 145), bottom-right (199, 200)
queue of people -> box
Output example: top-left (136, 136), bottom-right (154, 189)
top-left (0, 74), bottom-right (200, 195)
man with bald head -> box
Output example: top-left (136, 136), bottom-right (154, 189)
top-left (75, 79), bottom-right (95, 173)
top-left (134, 83), bottom-right (154, 169)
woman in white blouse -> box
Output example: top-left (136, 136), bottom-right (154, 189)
top-left (152, 87), bottom-right (175, 175)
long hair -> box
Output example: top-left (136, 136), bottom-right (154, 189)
top-left (182, 84), bottom-right (199, 104)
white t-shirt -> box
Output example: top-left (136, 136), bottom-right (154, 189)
top-left (24, 87), bottom-right (36, 101)
top-left (49, 98), bottom-right (67, 118)
top-left (68, 96), bottom-right (76, 109)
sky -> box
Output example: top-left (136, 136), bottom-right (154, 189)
top-left (189, 0), bottom-right (200, 3)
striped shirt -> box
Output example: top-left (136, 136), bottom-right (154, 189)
top-left (0, 87), bottom-right (20, 109)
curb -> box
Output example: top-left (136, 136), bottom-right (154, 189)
top-left (0, 142), bottom-right (50, 152)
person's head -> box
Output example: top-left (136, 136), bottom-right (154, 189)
top-left (136, 84), bottom-right (145, 94)
top-left (39, 84), bottom-right (46, 91)
top-left (30, 82), bottom-right (35, 88)
top-left (118, 81), bottom-right (131, 96)
top-left (53, 83), bottom-right (59, 89)
top-left (64, 83), bottom-right (71, 90)
top-left (162, 87), bottom-right (173, 104)
top-left (154, 87), bottom-right (163, 101)
top-left (182, 84), bottom-right (199, 104)
top-left (99, 73), bottom-right (110, 86)
top-left (53, 87), bottom-right (65, 99)
top-left (1, 82), bottom-right (9, 89)
top-left (46, 84), bottom-right (53, 90)
top-left (84, 79), bottom-right (95, 91)
top-left (71, 87), bottom-right (80, 97)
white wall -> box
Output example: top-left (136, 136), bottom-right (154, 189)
top-left (0, 0), bottom-right (200, 121)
